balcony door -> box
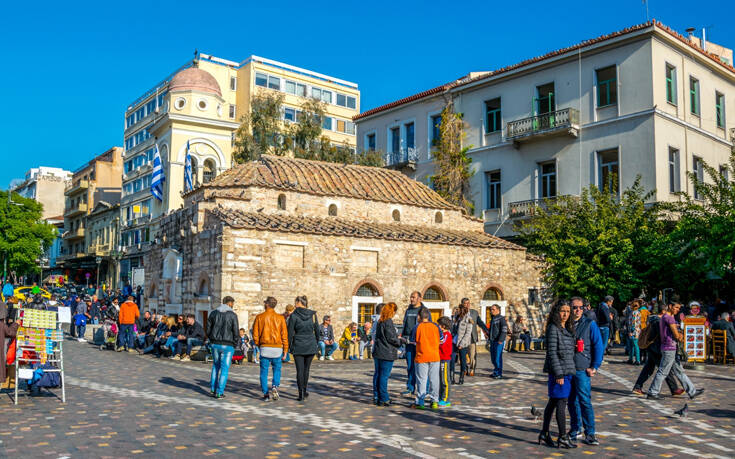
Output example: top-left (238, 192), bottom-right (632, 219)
top-left (534, 83), bottom-right (556, 129)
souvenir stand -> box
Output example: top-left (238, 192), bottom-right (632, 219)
top-left (13, 306), bottom-right (66, 404)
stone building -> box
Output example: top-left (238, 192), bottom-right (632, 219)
top-left (144, 155), bottom-right (545, 335)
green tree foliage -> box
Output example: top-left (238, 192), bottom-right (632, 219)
top-left (0, 191), bottom-right (56, 278)
top-left (430, 103), bottom-right (474, 214)
top-left (518, 178), bottom-right (667, 302)
top-left (233, 91), bottom-right (289, 162)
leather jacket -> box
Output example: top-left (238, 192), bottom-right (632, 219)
top-left (207, 304), bottom-right (240, 347)
top-left (253, 308), bottom-right (289, 351)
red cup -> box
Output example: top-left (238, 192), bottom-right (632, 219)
top-left (576, 339), bottom-right (584, 352)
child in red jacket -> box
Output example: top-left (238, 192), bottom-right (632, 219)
top-left (437, 317), bottom-right (453, 407)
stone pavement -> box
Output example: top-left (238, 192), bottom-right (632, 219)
top-left (2, 340), bottom-right (734, 458)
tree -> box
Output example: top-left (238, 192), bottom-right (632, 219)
top-left (233, 91), bottom-right (289, 163)
top-left (430, 102), bottom-right (474, 214)
top-left (517, 178), bottom-right (667, 302)
top-left (290, 97), bottom-right (325, 153)
top-left (0, 191), bottom-right (56, 280)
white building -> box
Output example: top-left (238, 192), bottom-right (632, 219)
top-left (355, 21), bottom-right (735, 238)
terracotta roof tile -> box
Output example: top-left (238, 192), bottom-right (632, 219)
top-left (354, 20), bottom-right (734, 121)
top-left (195, 155), bottom-right (462, 211)
top-left (210, 207), bottom-right (524, 250)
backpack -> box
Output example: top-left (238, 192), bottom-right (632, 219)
top-left (638, 319), bottom-right (659, 349)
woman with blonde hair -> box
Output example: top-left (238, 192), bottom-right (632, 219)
top-left (372, 302), bottom-right (401, 406)
top-left (340, 322), bottom-right (360, 360)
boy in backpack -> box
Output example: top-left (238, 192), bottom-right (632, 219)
top-left (437, 316), bottom-right (453, 407)
top-left (411, 308), bottom-right (441, 410)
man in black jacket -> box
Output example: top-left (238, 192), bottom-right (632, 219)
top-left (400, 291), bottom-right (424, 395)
top-left (488, 304), bottom-right (508, 379)
top-left (174, 314), bottom-right (206, 361)
top-left (711, 312), bottom-right (735, 358)
top-left (136, 311), bottom-right (153, 349)
top-left (207, 296), bottom-right (240, 398)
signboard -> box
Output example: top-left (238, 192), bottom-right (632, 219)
top-left (683, 317), bottom-right (707, 362)
top-left (132, 267), bottom-right (145, 289)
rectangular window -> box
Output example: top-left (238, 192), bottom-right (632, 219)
top-left (322, 116), bottom-right (332, 130)
top-left (390, 127), bottom-right (400, 153)
top-left (268, 75), bottom-right (280, 91)
top-left (598, 148), bottom-right (619, 194)
top-left (666, 64), bottom-right (677, 105)
top-left (284, 107), bottom-right (296, 122)
top-left (485, 171), bottom-right (501, 210)
top-left (230, 76), bottom-right (237, 91)
top-left (124, 160), bottom-right (133, 174)
top-left (229, 104), bottom-right (236, 119)
top-left (366, 133), bottom-right (376, 151)
top-left (715, 92), bottom-right (725, 128)
top-left (430, 115), bottom-right (441, 145)
top-left (345, 121), bottom-right (355, 135)
top-left (312, 87), bottom-right (331, 103)
top-left (596, 66), bottom-right (617, 107)
top-left (255, 72), bottom-right (268, 87)
top-left (336, 119), bottom-right (345, 132)
top-left (539, 162), bottom-right (557, 198)
top-left (693, 156), bottom-right (703, 200)
top-left (536, 83), bottom-right (555, 114)
top-left (405, 122), bottom-right (415, 149)
top-left (285, 80), bottom-right (296, 94)
top-left (485, 98), bottom-right (501, 133)
top-left (720, 165), bottom-right (729, 182)
top-left (336, 93), bottom-right (357, 109)
top-left (689, 77), bottom-right (700, 115)
top-left (668, 147), bottom-right (680, 193)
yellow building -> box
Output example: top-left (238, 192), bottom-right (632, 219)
top-left (119, 53), bottom-right (360, 286)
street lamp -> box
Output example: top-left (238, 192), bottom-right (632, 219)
top-left (3, 189), bottom-right (22, 284)
top-left (96, 256), bottom-right (102, 296)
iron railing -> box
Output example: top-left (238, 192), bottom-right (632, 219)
top-left (385, 147), bottom-right (420, 167)
top-left (506, 108), bottom-right (579, 140)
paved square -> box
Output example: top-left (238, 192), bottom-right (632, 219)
top-left (2, 341), bottom-right (734, 458)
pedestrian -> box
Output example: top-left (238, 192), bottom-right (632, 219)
top-left (452, 303), bottom-right (473, 385)
top-left (568, 297), bottom-right (603, 447)
top-left (282, 304), bottom-right (295, 363)
top-left (118, 295), bottom-right (140, 352)
top-left (410, 308), bottom-right (441, 410)
top-left (358, 321), bottom-right (372, 360)
top-left (632, 309), bottom-right (682, 396)
top-left (646, 300), bottom-right (705, 400)
top-left (538, 300), bottom-right (576, 449)
top-left (287, 295), bottom-right (320, 402)
top-left (339, 322), bottom-right (359, 360)
top-left (317, 315), bottom-right (337, 360)
top-left (207, 296), bottom-right (240, 399)
top-left (253, 296), bottom-right (288, 402)
top-left (437, 316), bottom-right (453, 407)
top-left (464, 298), bottom-right (488, 377)
top-left (627, 301), bottom-right (642, 365)
top-left (488, 304), bottom-right (508, 379)
top-left (372, 302), bottom-right (401, 406)
top-left (400, 291), bottom-right (424, 396)
top-left (596, 296), bottom-right (614, 354)
top-left (0, 302), bottom-right (20, 385)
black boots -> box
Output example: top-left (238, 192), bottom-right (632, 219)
top-left (557, 434), bottom-right (576, 449)
top-left (537, 431), bottom-right (555, 447)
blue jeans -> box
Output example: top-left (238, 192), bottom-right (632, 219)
top-left (210, 344), bottom-right (234, 396)
top-left (260, 355), bottom-right (282, 395)
top-left (569, 370), bottom-right (595, 436)
top-left (175, 338), bottom-right (204, 356)
top-left (599, 327), bottom-right (610, 353)
top-left (374, 358), bottom-right (394, 403)
top-left (629, 337), bottom-right (640, 363)
top-left (520, 333), bottom-right (532, 351)
top-left (120, 324), bottom-right (135, 350)
top-left (318, 341), bottom-right (338, 357)
top-left (404, 344), bottom-right (416, 392)
top-left (77, 324), bottom-right (86, 340)
top-left (490, 342), bottom-right (503, 376)
top-left (136, 334), bottom-right (147, 349)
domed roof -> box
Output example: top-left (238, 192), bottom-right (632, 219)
top-left (168, 67), bottom-right (221, 97)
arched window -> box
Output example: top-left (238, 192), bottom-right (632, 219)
top-left (198, 278), bottom-right (209, 296)
top-left (392, 209), bottom-right (401, 222)
top-left (277, 194), bottom-right (286, 210)
top-left (423, 286), bottom-right (445, 301)
top-left (202, 159), bottom-right (216, 184)
top-left (483, 287), bottom-right (503, 301)
top-left (356, 283), bottom-right (380, 297)
top-left (435, 212), bottom-right (443, 223)
top-left (328, 204), bottom-right (338, 216)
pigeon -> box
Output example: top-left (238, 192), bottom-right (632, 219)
top-left (531, 405), bottom-right (542, 421)
top-left (674, 403), bottom-right (688, 418)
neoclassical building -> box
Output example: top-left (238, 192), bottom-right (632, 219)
top-left (144, 155), bottom-right (545, 334)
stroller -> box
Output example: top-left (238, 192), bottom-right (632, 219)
top-left (99, 318), bottom-right (119, 351)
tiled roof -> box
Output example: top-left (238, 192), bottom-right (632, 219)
top-left (209, 207), bottom-right (524, 250)
top-left (354, 20), bottom-right (734, 121)
top-left (195, 155), bottom-right (462, 211)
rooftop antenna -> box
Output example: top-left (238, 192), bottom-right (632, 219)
top-left (642, 0), bottom-right (649, 21)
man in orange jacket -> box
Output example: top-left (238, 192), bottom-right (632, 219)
top-left (118, 295), bottom-right (140, 352)
top-left (252, 296), bottom-right (288, 401)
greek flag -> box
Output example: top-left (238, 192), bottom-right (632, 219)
top-left (184, 141), bottom-right (194, 192)
top-left (151, 143), bottom-right (165, 202)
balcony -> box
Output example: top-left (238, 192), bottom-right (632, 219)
top-left (57, 252), bottom-right (87, 263)
top-left (63, 228), bottom-right (85, 240)
top-left (385, 147), bottom-right (419, 171)
top-left (64, 202), bottom-right (88, 218)
top-left (64, 180), bottom-right (89, 196)
top-left (506, 108), bottom-right (580, 145)
top-left (507, 195), bottom-right (576, 218)
top-left (89, 244), bottom-right (113, 256)
top-left (483, 208), bottom-right (504, 223)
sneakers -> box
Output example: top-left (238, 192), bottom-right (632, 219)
top-left (318, 356), bottom-right (325, 361)
top-left (631, 388), bottom-right (644, 396)
top-left (689, 388), bottom-right (705, 400)
top-left (583, 434), bottom-right (600, 445)
top-left (410, 402), bottom-right (426, 410)
top-left (327, 355), bottom-right (334, 361)
top-left (270, 387), bottom-right (280, 401)
top-left (672, 388), bottom-right (685, 397)
top-left (180, 355), bottom-right (191, 362)
top-left (214, 393), bottom-right (225, 399)
top-left (430, 402), bottom-right (439, 410)
top-left (262, 393), bottom-right (271, 402)
top-left (437, 401), bottom-right (451, 407)
top-left (128, 348), bottom-right (138, 354)
top-left (401, 390), bottom-right (414, 397)
top-left (647, 393), bottom-right (664, 400)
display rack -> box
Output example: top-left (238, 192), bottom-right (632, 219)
top-left (13, 306), bottom-right (66, 404)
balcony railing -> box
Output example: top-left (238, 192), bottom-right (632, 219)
top-left (64, 203), bottom-right (88, 218)
top-left (508, 195), bottom-right (576, 218)
top-left (63, 228), bottom-right (85, 240)
top-left (506, 108), bottom-right (580, 142)
top-left (385, 147), bottom-right (419, 169)
top-left (64, 180), bottom-right (89, 196)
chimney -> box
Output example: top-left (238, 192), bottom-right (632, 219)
top-left (702, 28), bottom-right (707, 51)
top-left (686, 27), bottom-right (695, 40)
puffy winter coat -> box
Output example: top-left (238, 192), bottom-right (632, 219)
top-left (287, 307), bottom-right (320, 356)
top-left (543, 323), bottom-right (576, 378)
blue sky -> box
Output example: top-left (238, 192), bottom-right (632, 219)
top-left (1, 0), bottom-right (732, 187)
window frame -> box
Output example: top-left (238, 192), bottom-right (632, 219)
top-left (229, 104), bottom-right (236, 119)
top-left (484, 98), bottom-right (502, 133)
top-left (715, 91), bottom-right (725, 129)
top-left (364, 132), bottom-right (376, 152)
top-left (255, 72), bottom-right (268, 88)
top-left (597, 148), bottom-right (620, 195)
top-left (595, 65), bottom-right (618, 107)
top-left (539, 161), bottom-right (557, 199)
top-left (668, 147), bottom-right (680, 194)
top-left (229, 76), bottom-right (237, 91)
top-left (665, 63), bottom-right (677, 106)
top-left (689, 76), bottom-right (700, 116)
top-left (692, 155), bottom-right (704, 200)
top-left (485, 170), bottom-right (501, 210)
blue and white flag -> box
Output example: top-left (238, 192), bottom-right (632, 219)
top-left (184, 140), bottom-right (194, 192)
top-left (151, 143), bottom-right (165, 202)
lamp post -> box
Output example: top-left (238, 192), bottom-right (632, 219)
top-left (96, 256), bottom-right (102, 296)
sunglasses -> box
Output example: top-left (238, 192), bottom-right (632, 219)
top-left (572, 306), bottom-right (584, 310)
